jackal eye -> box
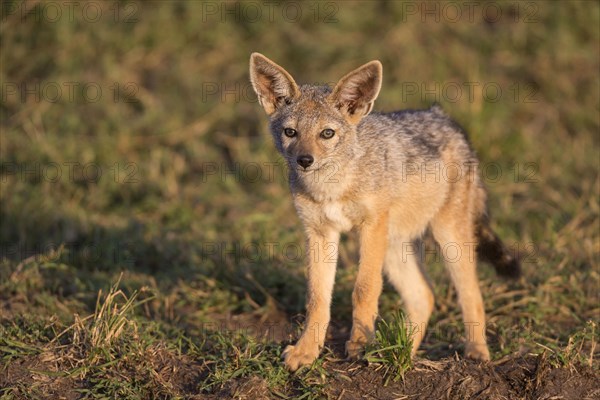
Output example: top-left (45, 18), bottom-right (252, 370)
top-left (320, 128), bottom-right (335, 139)
top-left (283, 128), bottom-right (297, 138)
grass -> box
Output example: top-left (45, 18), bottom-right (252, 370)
top-left (0, 267), bottom-right (331, 398)
top-left (1, 0), bottom-right (599, 398)
top-left (365, 311), bottom-right (414, 385)
top-left (536, 320), bottom-right (597, 369)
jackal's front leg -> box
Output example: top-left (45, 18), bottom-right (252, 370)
top-left (347, 212), bottom-right (389, 358)
top-left (283, 229), bottom-right (339, 371)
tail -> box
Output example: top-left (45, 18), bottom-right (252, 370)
top-left (476, 214), bottom-right (521, 279)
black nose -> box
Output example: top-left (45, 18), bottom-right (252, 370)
top-left (296, 155), bottom-right (314, 169)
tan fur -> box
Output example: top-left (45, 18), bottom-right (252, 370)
top-left (250, 53), bottom-right (519, 371)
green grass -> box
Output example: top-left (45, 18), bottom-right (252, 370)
top-left (365, 311), bottom-right (414, 385)
top-left (1, 0), bottom-right (599, 398)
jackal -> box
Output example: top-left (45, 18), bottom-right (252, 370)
top-left (249, 53), bottom-right (520, 371)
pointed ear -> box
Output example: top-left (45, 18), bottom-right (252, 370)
top-left (249, 53), bottom-right (300, 115)
top-left (329, 60), bottom-right (382, 123)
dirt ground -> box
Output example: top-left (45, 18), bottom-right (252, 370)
top-left (3, 342), bottom-right (598, 400)
top-left (320, 356), bottom-right (600, 400)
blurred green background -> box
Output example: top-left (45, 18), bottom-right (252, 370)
top-left (0, 0), bottom-right (598, 396)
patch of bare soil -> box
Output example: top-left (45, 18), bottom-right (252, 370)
top-left (206, 376), bottom-right (272, 400)
top-left (325, 354), bottom-right (600, 400)
top-left (0, 348), bottom-right (207, 399)
top-left (1, 354), bottom-right (83, 400)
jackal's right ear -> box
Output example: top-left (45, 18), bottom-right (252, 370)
top-left (329, 60), bottom-right (382, 124)
top-left (249, 53), bottom-right (299, 115)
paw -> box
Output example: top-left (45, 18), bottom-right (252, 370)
top-left (282, 344), bottom-right (320, 371)
top-left (464, 343), bottom-right (490, 361)
top-left (345, 340), bottom-right (366, 360)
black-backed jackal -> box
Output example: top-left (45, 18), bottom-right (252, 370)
top-left (250, 53), bottom-right (520, 371)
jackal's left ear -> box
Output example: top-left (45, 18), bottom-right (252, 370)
top-left (329, 61), bottom-right (382, 123)
top-left (249, 53), bottom-right (300, 115)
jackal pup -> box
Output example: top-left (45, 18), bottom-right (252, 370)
top-left (249, 53), bottom-right (520, 371)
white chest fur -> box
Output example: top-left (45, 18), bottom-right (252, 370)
top-left (322, 201), bottom-right (354, 231)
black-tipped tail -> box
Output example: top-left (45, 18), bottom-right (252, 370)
top-left (476, 215), bottom-right (521, 279)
